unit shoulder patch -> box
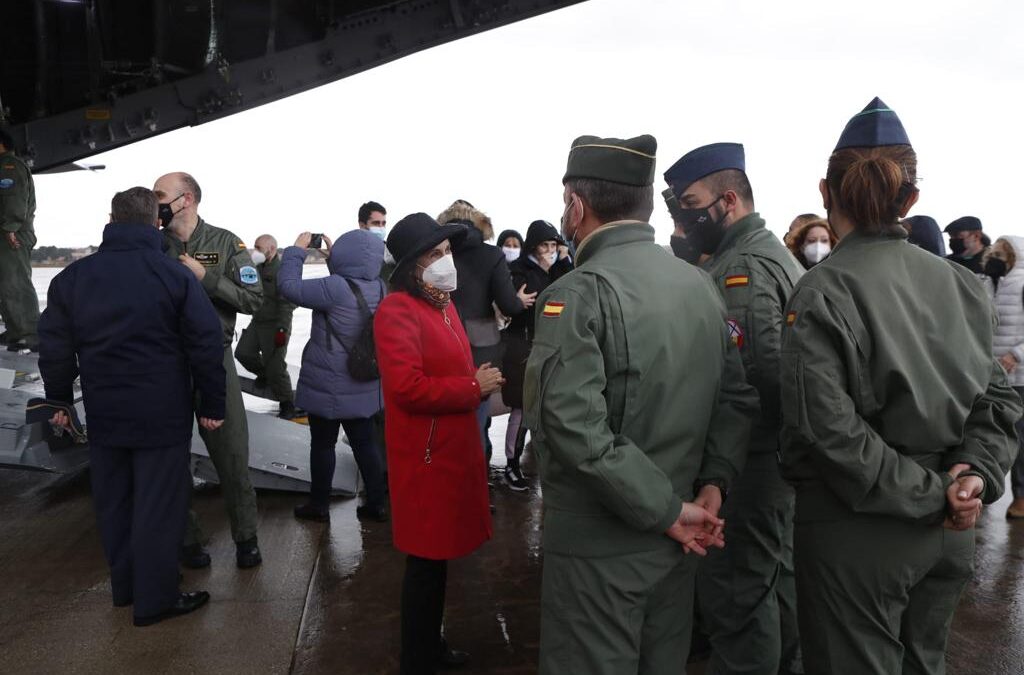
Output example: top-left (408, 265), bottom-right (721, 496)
top-left (193, 252), bottom-right (220, 266)
top-left (727, 318), bottom-right (744, 349)
top-left (239, 265), bottom-right (259, 285)
top-left (0, 178), bottom-right (14, 189)
top-left (724, 274), bottom-right (750, 289)
top-left (542, 301), bottom-right (565, 318)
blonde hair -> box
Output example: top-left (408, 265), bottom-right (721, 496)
top-left (437, 200), bottom-right (494, 241)
top-left (983, 238), bottom-right (1016, 271)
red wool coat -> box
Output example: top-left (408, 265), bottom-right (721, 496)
top-left (374, 291), bottom-right (493, 560)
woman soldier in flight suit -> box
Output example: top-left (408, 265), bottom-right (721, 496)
top-left (779, 98), bottom-right (1021, 674)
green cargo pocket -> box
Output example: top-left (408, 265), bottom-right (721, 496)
top-left (523, 343), bottom-right (560, 444)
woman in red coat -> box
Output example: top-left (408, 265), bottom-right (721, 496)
top-left (375, 213), bottom-right (501, 674)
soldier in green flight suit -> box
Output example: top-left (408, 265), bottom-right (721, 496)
top-left (664, 143), bottom-right (804, 675)
top-left (235, 234), bottom-right (297, 419)
top-left (525, 134), bottom-right (760, 675)
top-left (780, 98), bottom-right (1021, 674)
top-left (153, 171), bottom-right (265, 570)
top-left (0, 128), bottom-right (41, 352)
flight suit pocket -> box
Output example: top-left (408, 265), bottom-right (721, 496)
top-left (780, 350), bottom-right (804, 430)
top-left (523, 343), bottom-right (560, 443)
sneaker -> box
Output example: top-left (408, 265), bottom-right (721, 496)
top-left (503, 465), bottom-right (528, 491)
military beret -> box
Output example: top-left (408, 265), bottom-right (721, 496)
top-left (834, 97), bottom-right (911, 151)
top-left (944, 216), bottom-right (983, 234)
top-left (563, 134), bottom-right (657, 187)
top-left (663, 142), bottom-right (745, 199)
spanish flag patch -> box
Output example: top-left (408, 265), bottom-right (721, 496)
top-left (542, 302), bottom-right (565, 318)
top-left (786, 311), bottom-right (797, 326)
top-left (725, 275), bottom-right (749, 288)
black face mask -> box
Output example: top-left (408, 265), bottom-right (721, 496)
top-left (949, 237), bottom-right (968, 257)
top-left (670, 235), bottom-right (701, 264)
top-left (984, 257), bottom-right (1008, 279)
top-left (678, 195), bottom-right (726, 255)
top-left (158, 194), bottom-right (184, 228)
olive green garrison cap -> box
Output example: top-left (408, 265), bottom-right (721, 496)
top-left (562, 134), bottom-right (657, 187)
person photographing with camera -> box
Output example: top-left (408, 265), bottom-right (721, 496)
top-left (278, 229), bottom-right (390, 523)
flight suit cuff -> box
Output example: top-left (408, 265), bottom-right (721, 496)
top-left (655, 498), bottom-right (682, 533)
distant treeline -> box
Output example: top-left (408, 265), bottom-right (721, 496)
top-left (32, 246), bottom-right (98, 265)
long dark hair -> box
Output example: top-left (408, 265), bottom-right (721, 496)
top-left (389, 261), bottom-right (430, 302)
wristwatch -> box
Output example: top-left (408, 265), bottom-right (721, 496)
top-left (694, 478), bottom-right (729, 502)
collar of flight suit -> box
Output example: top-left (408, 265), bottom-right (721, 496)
top-left (574, 220), bottom-right (655, 266)
top-left (832, 223), bottom-right (909, 257)
top-left (714, 212), bottom-right (767, 257)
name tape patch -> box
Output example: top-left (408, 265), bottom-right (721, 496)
top-left (193, 252), bottom-right (220, 266)
top-left (542, 302), bottom-right (565, 318)
top-left (725, 275), bottom-right (749, 288)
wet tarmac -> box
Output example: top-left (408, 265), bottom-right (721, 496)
top-left (2, 441), bottom-right (1023, 674)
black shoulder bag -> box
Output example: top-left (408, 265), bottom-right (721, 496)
top-left (323, 278), bottom-right (382, 382)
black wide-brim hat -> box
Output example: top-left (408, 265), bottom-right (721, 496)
top-left (387, 212), bottom-right (468, 280)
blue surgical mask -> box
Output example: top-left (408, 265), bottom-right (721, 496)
top-left (369, 226), bottom-right (386, 240)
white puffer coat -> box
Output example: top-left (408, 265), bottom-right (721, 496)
top-left (988, 236), bottom-right (1024, 387)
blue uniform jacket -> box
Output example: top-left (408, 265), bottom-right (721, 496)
top-left (38, 222), bottom-right (226, 448)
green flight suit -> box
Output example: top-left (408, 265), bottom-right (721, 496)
top-left (235, 255), bottom-right (295, 403)
top-left (779, 228), bottom-right (1021, 675)
top-left (0, 151), bottom-right (40, 344)
top-left (164, 218), bottom-right (264, 545)
top-left (524, 221), bottom-right (759, 675)
top-left (697, 213), bottom-right (804, 675)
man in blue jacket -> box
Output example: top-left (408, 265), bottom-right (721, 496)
top-left (38, 187), bottom-right (226, 627)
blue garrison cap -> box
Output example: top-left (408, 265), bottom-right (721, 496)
top-left (663, 142), bottom-right (745, 199)
top-left (834, 97), bottom-right (911, 151)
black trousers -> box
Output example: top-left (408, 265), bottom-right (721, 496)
top-left (401, 555), bottom-right (448, 675)
top-left (307, 414), bottom-right (386, 510)
top-left (89, 441), bottom-right (189, 619)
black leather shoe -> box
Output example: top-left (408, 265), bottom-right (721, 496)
top-left (294, 503), bottom-right (330, 522)
top-left (180, 543), bottom-right (211, 569)
top-left (133, 591), bottom-right (210, 627)
top-left (437, 642), bottom-right (470, 669)
top-left (0, 331), bottom-right (11, 345)
top-left (356, 505), bottom-right (388, 522)
top-left (278, 401), bottom-right (297, 419)
top-left (236, 537), bottom-right (262, 569)
top-left (7, 340), bottom-right (38, 353)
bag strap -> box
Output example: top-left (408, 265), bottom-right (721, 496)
top-left (344, 277), bottom-right (374, 319)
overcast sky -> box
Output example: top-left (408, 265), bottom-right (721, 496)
top-left (32, 0), bottom-right (1024, 248)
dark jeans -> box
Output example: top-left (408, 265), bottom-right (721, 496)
top-left (90, 441), bottom-right (189, 618)
top-left (307, 414), bottom-right (386, 510)
top-left (401, 555), bottom-right (448, 675)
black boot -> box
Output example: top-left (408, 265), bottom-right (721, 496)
top-left (278, 400), bottom-right (297, 419)
top-left (180, 543), bottom-right (211, 569)
top-left (236, 536), bottom-right (262, 569)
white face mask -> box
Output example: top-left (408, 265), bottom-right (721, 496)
top-left (369, 226), bottom-right (386, 240)
top-left (250, 249), bottom-right (267, 265)
top-left (803, 241), bottom-right (831, 265)
top-left (546, 251), bottom-right (558, 266)
top-left (383, 247), bottom-right (396, 266)
top-left (420, 253), bottom-right (458, 292)
top-left (503, 246), bottom-right (521, 262)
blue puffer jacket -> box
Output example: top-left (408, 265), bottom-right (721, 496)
top-left (279, 229), bottom-right (385, 420)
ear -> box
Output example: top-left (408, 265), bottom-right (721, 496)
top-left (818, 179), bottom-right (831, 210)
top-left (897, 189), bottom-right (920, 218)
top-left (722, 190), bottom-right (740, 211)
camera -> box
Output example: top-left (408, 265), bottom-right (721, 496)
top-left (309, 233), bottom-right (324, 249)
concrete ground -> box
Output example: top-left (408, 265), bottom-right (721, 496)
top-left (1, 447), bottom-right (1022, 674)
